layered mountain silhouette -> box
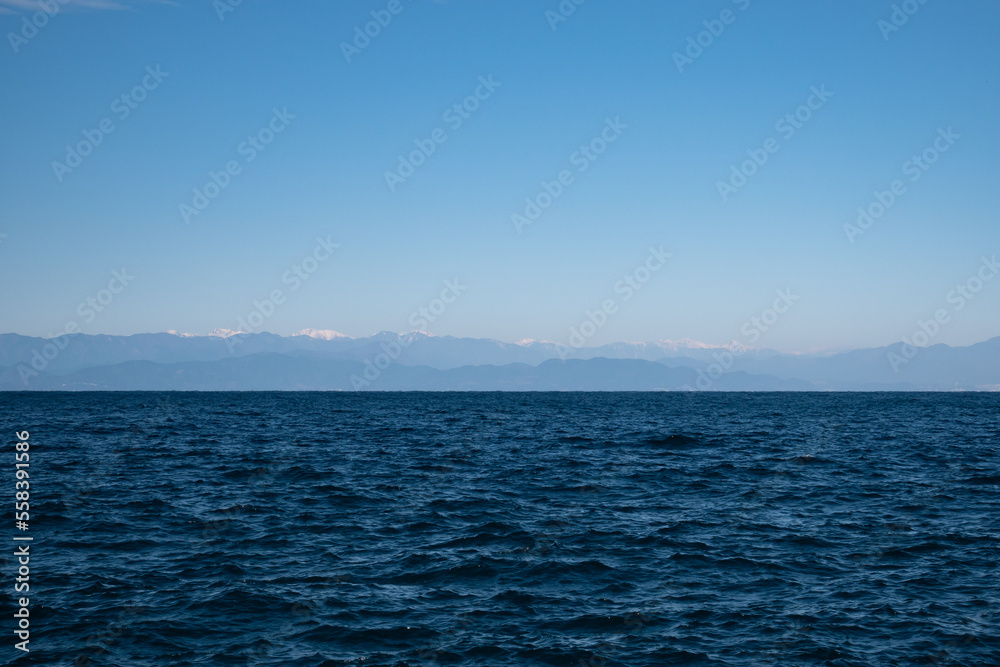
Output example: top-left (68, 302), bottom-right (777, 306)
top-left (1, 331), bottom-right (998, 391)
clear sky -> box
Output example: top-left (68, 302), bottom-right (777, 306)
top-left (1, 0), bottom-right (998, 353)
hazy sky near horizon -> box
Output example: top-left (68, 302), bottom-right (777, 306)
top-left (1, 0), bottom-right (998, 352)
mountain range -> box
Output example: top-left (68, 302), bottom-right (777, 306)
top-left (1, 330), bottom-right (998, 391)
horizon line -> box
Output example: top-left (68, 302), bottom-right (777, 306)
top-left (3, 329), bottom-right (998, 356)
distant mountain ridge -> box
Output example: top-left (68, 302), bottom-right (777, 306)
top-left (0, 331), bottom-right (998, 391)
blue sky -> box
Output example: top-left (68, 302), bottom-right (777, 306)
top-left (1, 0), bottom-right (998, 352)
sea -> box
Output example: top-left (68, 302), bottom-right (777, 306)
top-left (2, 392), bottom-right (998, 666)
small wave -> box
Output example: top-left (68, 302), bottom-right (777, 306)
top-left (644, 434), bottom-right (703, 447)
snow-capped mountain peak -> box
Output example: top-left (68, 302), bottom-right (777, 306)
top-left (292, 328), bottom-right (349, 340)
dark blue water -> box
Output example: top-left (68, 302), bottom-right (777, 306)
top-left (2, 392), bottom-right (999, 666)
